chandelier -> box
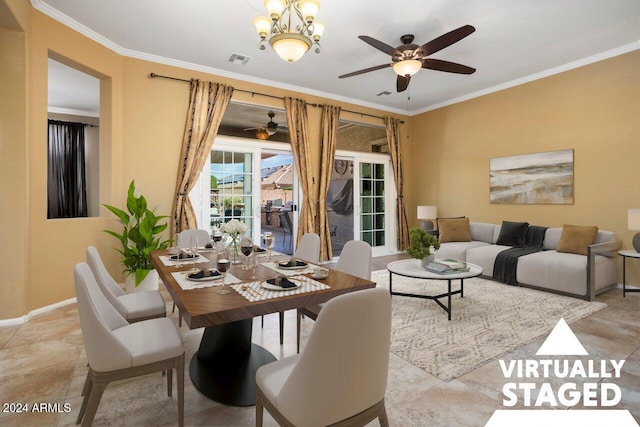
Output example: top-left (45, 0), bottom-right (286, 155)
top-left (253, 0), bottom-right (325, 63)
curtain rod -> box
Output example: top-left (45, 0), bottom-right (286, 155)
top-left (48, 119), bottom-right (98, 128)
top-left (149, 72), bottom-right (403, 124)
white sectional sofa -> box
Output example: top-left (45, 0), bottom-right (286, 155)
top-left (434, 222), bottom-right (620, 301)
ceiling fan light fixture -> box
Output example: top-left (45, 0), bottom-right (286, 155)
top-left (255, 0), bottom-right (324, 62)
top-left (393, 59), bottom-right (422, 77)
top-left (256, 129), bottom-right (270, 140)
top-left (270, 33), bottom-right (311, 63)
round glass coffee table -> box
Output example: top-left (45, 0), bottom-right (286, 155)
top-left (387, 259), bottom-right (483, 320)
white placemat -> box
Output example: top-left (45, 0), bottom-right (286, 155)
top-left (231, 275), bottom-right (330, 302)
top-left (261, 261), bottom-right (317, 276)
top-left (159, 254), bottom-right (210, 267)
top-left (171, 271), bottom-right (242, 290)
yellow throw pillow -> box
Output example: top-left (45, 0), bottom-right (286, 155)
top-left (438, 217), bottom-right (471, 243)
top-left (556, 224), bottom-right (598, 255)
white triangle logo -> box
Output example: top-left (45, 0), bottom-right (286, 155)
top-left (536, 317), bottom-right (588, 356)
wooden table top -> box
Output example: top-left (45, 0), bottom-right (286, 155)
top-left (150, 250), bottom-right (377, 329)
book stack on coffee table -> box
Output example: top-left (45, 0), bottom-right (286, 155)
top-left (425, 258), bottom-right (470, 274)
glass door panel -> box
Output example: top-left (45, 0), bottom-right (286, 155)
top-left (326, 159), bottom-right (355, 257)
top-left (259, 152), bottom-right (295, 255)
top-left (210, 150), bottom-right (255, 238)
top-left (359, 161), bottom-right (385, 248)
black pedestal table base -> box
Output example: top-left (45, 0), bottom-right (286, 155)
top-left (189, 318), bottom-right (276, 406)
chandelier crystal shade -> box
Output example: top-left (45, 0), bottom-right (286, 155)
top-left (254, 0), bottom-right (324, 63)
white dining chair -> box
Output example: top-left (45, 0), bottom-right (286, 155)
top-left (296, 239), bottom-right (372, 352)
top-left (86, 246), bottom-right (166, 323)
top-left (177, 228), bottom-right (211, 248)
top-left (256, 288), bottom-right (391, 427)
top-left (264, 233), bottom-right (321, 345)
top-left (74, 263), bottom-right (185, 427)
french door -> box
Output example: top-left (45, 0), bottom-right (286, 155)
top-left (190, 137), bottom-right (299, 254)
top-left (328, 152), bottom-right (397, 258)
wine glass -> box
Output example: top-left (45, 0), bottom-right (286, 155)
top-left (240, 237), bottom-right (253, 271)
top-left (212, 228), bottom-right (223, 250)
top-left (263, 232), bottom-right (275, 262)
top-left (216, 257), bottom-right (231, 294)
top-left (189, 236), bottom-right (198, 270)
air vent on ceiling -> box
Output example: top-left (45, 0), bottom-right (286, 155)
top-left (376, 91), bottom-right (392, 96)
top-left (227, 53), bottom-right (252, 65)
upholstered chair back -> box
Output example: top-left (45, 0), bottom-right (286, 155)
top-left (336, 240), bottom-right (372, 280)
top-left (277, 288), bottom-right (391, 426)
top-left (177, 229), bottom-right (211, 248)
top-left (74, 263), bottom-right (132, 372)
top-left (86, 246), bottom-right (127, 312)
top-left (294, 233), bottom-right (321, 263)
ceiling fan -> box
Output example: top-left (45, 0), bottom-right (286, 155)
top-left (243, 111), bottom-right (283, 140)
top-left (338, 25), bottom-right (476, 93)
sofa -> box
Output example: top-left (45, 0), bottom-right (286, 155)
top-left (434, 221), bottom-right (620, 301)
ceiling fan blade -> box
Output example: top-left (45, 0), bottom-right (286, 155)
top-left (243, 126), bottom-right (260, 131)
top-left (422, 58), bottom-right (476, 74)
top-left (416, 25), bottom-right (476, 57)
top-left (396, 75), bottom-right (410, 92)
top-left (358, 36), bottom-right (400, 56)
top-left (339, 63), bottom-right (392, 79)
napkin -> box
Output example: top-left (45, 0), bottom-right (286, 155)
top-left (266, 277), bottom-right (297, 288)
top-left (278, 259), bottom-right (307, 268)
top-left (171, 252), bottom-right (196, 260)
top-left (188, 269), bottom-right (221, 279)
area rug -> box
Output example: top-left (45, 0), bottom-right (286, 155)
top-left (372, 270), bottom-right (607, 382)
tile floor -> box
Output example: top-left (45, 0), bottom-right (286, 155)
top-left (1, 254), bottom-right (639, 426)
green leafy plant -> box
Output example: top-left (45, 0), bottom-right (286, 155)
top-left (407, 227), bottom-right (441, 259)
top-left (103, 181), bottom-right (172, 286)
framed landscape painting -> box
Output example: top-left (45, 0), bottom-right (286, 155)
top-left (490, 149), bottom-right (574, 204)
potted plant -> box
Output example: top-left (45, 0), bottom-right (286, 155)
top-left (103, 180), bottom-right (172, 291)
top-left (407, 227), bottom-right (441, 268)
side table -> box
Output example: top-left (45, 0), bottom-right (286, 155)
top-left (619, 250), bottom-right (640, 297)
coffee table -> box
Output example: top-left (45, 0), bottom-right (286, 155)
top-left (387, 259), bottom-right (482, 320)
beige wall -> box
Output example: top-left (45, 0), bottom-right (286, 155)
top-left (1, 4), bottom-right (405, 319)
top-left (0, 24), bottom-right (27, 318)
top-left (408, 50), bottom-right (640, 280)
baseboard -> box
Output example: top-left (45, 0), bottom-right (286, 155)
top-left (0, 297), bottom-right (77, 327)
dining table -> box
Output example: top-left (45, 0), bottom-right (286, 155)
top-left (150, 249), bottom-right (376, 407)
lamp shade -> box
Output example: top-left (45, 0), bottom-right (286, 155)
top-left (270, 33), bottom-right (311, 63)
top-left (253, 16), bottom-right (272, 38)
top-left (393, 59), bottom-right (422, 77)
top-left (417, 205), bottom-right (437, 220)
top-left (629, 209), bottom-right (640, 230)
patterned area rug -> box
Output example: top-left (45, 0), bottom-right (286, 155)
top-left (372, 270), bottom-right (607, 382)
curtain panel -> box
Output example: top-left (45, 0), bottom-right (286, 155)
top-left (284, 97), bottom-right (315, 244)
top-left (385, 117), bottom-right (410, 250)
top-left (47, 120), bottom-right (88, 218)
top-left (172, 80), bottom-right (233, 235)
top-left (317, 104), bottom-right (341, 261)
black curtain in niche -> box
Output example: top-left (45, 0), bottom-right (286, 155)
top-left (47, 120), bottom-right (88, 218)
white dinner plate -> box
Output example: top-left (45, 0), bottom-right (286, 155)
top-left (260, 279), bottom-right (302, 291)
